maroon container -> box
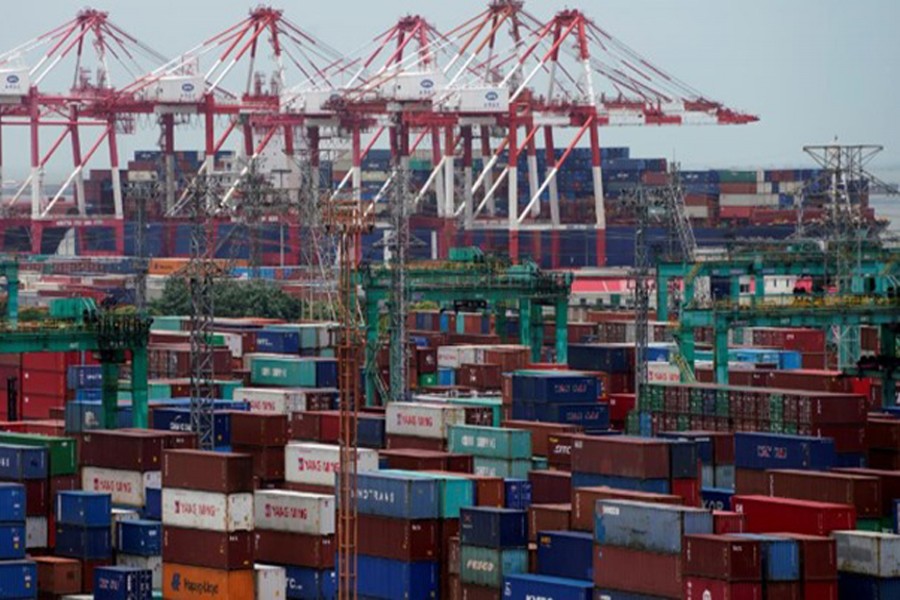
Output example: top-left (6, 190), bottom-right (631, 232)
top-left (867, 449), bottom-right (900, 470)
top-left (570, 435), bottom-right (669, 478)
top-left (673, 477), bottom-right (701, 508)
top-left (34, 556), bottom-right (81, 595)
top-left (142, 429), bottom-right (198, 451)
top-left (49, 474), bottom-right (79, 504)
top-left (502, 420), bottom-right (582, 457)
top-left (731, 495), bottom-right (856, 536)
top-left (448, 536), bottom-right (461, 575)
top-left (281, 481), bottom-right (334, 495)
top-left (461, 584), bottom-right (501, 600)
top-left (230, 412), bottom-right (289, 447)
top-left (529, 470), bottom-right (571, 504)
top-left (713, 511), bottom-right (745, 534)
top-left (446, 453), bottom-right (474, 473)
top-left (547, 433), bottom-right (575, 469)
top-left (528, 504), bottom-right (571, 542)
top-left (803, 580), bottom-right (838, 600)
top-left (232, 444), bottom-right (284, 481)
top-left (867, 418), bottom-right (900, 449)
top-left (440, 518), bottom-right (459, 556)
top-left (684, 577), bottom-right (762, 600)
top-left (22, 479), bottom-right (49, 516)
top-left (386, 434), bottom-right (446, 452)
top-left (594, 545), bottom-right (682, 598)
top-left (163, 527), bottom-right (253, 570)
top-left (833, 468), bottom-right (900, 515)
top-left (290, 411), bottom-right (340, 443)
top-left (456, 364), bottom-right (503, 391)
top-left (735, 469), bottom-right (768, 495)
top-left (162, 449), bottom-right (254, 493)
top-left (572, 486), bottom-right (682, 531)
top-left (254, 530), bottom-right (335, 568)
top-left (380, 449), bottom-right (454, 472)
top-left (766, 469), bottom-right (881, 517)
top-left (80, 430), bottom-right (173, 471)
top-left (766, 582), bottom-right (802, 600)
top-left (357, 515), bottom-right (439, 561)
top-left (682, 534), bottom-right (762, 581)
top-left (772, 533), bottom-right (837, 581)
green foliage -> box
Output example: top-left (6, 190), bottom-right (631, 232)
top-left (151, 278), bottom-right (305, 320)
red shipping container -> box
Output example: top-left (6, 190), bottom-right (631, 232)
top-left (684, 577), bottom-right (762, 600)
top-left (713, 511), bottom-right (745, 534)
top-left (672, 478), bottom-right (701, 507)
top-left (22, 352), bottom-right (82, 372)
top-left (21, 370), bottom-right (66, 397)
top-left (163, 527), bottom-right (253, 570)
top-left (571, 487), bottom-right (682, 531)
top-left (766, 469), bottom-right (881, 518)
top-left (457, 364), bottom-right (502, 391)
top-left (21, 394), bottom-right (63, 420)
top-left (528, 470), bottom-right (571, 504)
top-left (230, 412), bottom-right (289, 447)
top-left (460, 584), bottom-right (500, 600)
top-left (607, 393), bottom-right (636, 425)
top-left (231, 445), bottom-right (284, 481)
top-left (802, 580), bottom-right (838, 600)
top-left (683, 534), bottom-right (762, 581)
top-left (528, 504), bottom-right (571, 542)
top-left (22, 479), bottom-right (49, 516)
top-left (867, 418), bottom-right (900, 449)
top-left (771, 533), bottom-right (836, 581)
top-left (501, 421), bottom-right (582, 457)
top-left (735, 469), bottom-right (768, 495)
top-left (570, 435), bottom-right (669, 478)
top-left (81, 430), bottom-right (172, 471)
top-left (593, 545), bottom-right (682, 598)
top-left (290, 411), bottom-right (340, 443)
top-left (765, 582), bottom-right (801, 600)
top-left (546, 434), bottom-right (574, 469)
top-left (254, 530), bottom-right (334, 568)
top-left (386, 434), bottom-right (445, 452)
top-left (833, 467), bottom-right (900, 515)
top-left (731, 495), bottom-right (855, 536)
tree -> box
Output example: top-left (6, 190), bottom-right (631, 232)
top-left (151, 278), bottom-right (306, 320)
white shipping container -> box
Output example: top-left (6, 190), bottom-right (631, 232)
top-left (25, 517), bottom-right (47, 549)
top-left (285, 443), bottom-right (378, 486)
top-left (833, 530), bottom-right (900, 578)
top-left (684, 206), bottom-right (709, 219)
top-left (385, 402), bottom-right (467, 439)
top-left (456, 87), bottom-right (510, 113)
top-left (118, 554), bottom-right (163, 590)
top-left (386, 71), bottom-right (445, 101)
top-left (162, 489), bottom-right (253, 532)
top-left (437, 345), bottom-right (479, 369)
top-left (82, 467), bottom-right (160, 508)
top-left (254, 490), bottom-right (335, 535)
top-left (647, 362), bottom-right (682, 384)
top-left (0, 68), bottom-right (30, 97)
top-left (719, 193), bottom-right (779, 208)
top-left (214, 331), bottom-right (244, 358)
top-left (234, 387), bottom-right (311, 414)
top-left (155, 75), bottom-right (205, 103)
top-left (255, 564), bottom-right (288, 600)
top-left (756, 182), bottom-right (773, 194)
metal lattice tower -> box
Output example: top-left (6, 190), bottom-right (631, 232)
top-left (324, 197), bottom-right (373, 600)
top-left (632, 186), bottom-right (652, 398)
top-left (125, 173), bottom-right (159, 314)
top-left (387, 156), bottom-right (412, 403)
top-left (186, 175), bottom-right (217, 450)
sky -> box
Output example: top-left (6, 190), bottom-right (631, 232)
top-left (1, 0), bottom-right (898, 182)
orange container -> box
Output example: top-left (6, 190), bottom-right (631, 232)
top-left (163, 563), bottom-right (254, 599)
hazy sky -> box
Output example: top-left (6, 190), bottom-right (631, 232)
top-left (2, 0), bottom-right (898, 181)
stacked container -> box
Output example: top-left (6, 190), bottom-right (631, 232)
top-left (93, 565), bottom-right (153, 599)
top-left (733, 432), bottom-right (836, 495)
top-left (161, 450), bottom-right (255, 599)
top-left (0, 483), bottom-right (28, 593)
top-left (0, 443), bottom-right (50, 551)
top-left (510, 371), bottom-right (608, 431)
top-left (55, 491), bottom-right (112, 594)
top-left (448, 425), bottom-right (532, 478)
top-left (780, 533), bottom-right (839, 597)
top-left (731, 495), bottom-right (855, 535)
top-left (593, 499), bottom-right (713, 598)
top-left (459, 507), bottom-right (528, 599)
top-left (230, 412), bottom-right (289, 487)
top-left (353, 472), bottom-right (441, 599)
top-left (253, 489), bottom-right (335, 600)
top-left (834, 530), bottom-right (900, 598)
top-left (732, 533), bottom-right (802, 597)
top-left (284, 442), bottom-right (378, 495)
top-left (385, 402), bottom-right (467, 451)
top-left (64, 364), bottom-right (104, 432)
top-left (116, 519), bottom-right (162, 591)
top-left (682, 534), bottom-right (763, 600)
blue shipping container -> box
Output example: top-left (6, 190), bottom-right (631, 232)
top-left (56, 491), bottom-right (111, 527)
top-left (285, 565), bottom-right (336, 600)
top-left (315, 359), bottom-right (338, 388)
top-left (658, 432), bottom-right (713, 465)
top-left (55, 524), bottom-right (112, 559)
top-left (534, 403), bottom-right (610, 430)
top-left (256, 330), bottom-right (301, 354)
top-left (0, 560), bottom-right (37, 599)
top-left (504, 480), bottom-right (532, 511)
top-left (567, 345), bottom-right (631, 374)
top-left (0, 483), bottom-right (25, 523)
top-left (735, 533), bottom-right (799, 581)
top-left (352, 473), bottom-right (440, 519)
top-left (116, 520), bottom-right (161, 557)
top-left (512, 373), bottom-right (599, 404)
top-left (0, 525), bottom-right (24, 560)
top-left (152, 408), bottom-right (232, 447)
top-left (356, 555), bottom-right (439, 600)
top-left (838, 573), bottom-right (900, 599)
top-left (461, 507), bottom-right (528, 549)
top-left (668, 440), bottom-right (699, 479)
top-left (357, 416), bottom-right (385, 450)
top-left (143, 488), bottom-right (161, 521)
top-left (504, 574), bottom-right (592, 600)
top-left (67, 365), bottom-right (103, 390)
top-left (700, 488), bottom-right (734, 512)
top-left (570, 473), bottom-right (669, 494)
top-left (536, 531), bottom-right (593, 581)
top-left (734, 432), bottom-right (835, 471)
top-left (93, 565), bottom-right (153, 599)
top-left (594, 500), bottom-right (713, 553)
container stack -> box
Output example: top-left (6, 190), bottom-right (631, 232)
top-left (116, 519), bottom-right (162, 591)
top-left (93, 564), bottom-right (153, 599)
top-left (64, 364), bottom-right (105, 432)
top-left (459, 507), bottom-right (528, 600)
top-left (161, 450), bottom-right (255, 599)
top-left (384, 402), bottom-right (467, 451)
top-left (55, 491), bottom-right (112, 594)
top-left (0, 443), bottom-right (50, 551)
top-left (0, 483), bottom-right (28, 593)
top-left (733, 533), bottom-right (802, 597)
top-left (253, 489), bottom-right (335, 600)
top-left (733, 432), bottom-right (836, 495)
top-left (354, 472), bottom-right (441, 599)
top-left (448, 425), bottom-right (532, 478)
top-left (22, 351), bottom-right (93, 420)
top-left (593, 500), bottom-right (713, 599)
top-left (834, 530), bottom-right (900, 598)
top-left (682, 534), bottom-right (764, 600)
top-left (284, 442), bottom-right (378, 495)
top-left (230, 411), bottom-right (289, 488)
top-left (781, 533), bottom-right (839, 597)
top-left (732, 495), bottom-right (855, 536)
top-left (510, 371), bottom-right (608, 431)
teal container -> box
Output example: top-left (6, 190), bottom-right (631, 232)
top-left (318, 347), bottom-right (335, 358)
top-left (448, 425), bottom-right (532, 460)
top-left (473, 457), bottom-right (532, 479)
top-left (460, 545), bottom-right (528, 588)
top-left (149, 316), bottom-right (186, 331)
top-left (117, 381), bottom-right (172, 402)
top-left (250, 356), bottom-right (316, 387)
top-left (531, 456), bottom-right (548, 471)
top-left (448, 398), bottom-right (502, 427)
top-left (216, 380), bottom-right (242, 401)
top-left (383, 470), bottom-right (475, 518)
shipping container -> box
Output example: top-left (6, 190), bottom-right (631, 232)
top-left (536, 531), bottom-right (592, 581)
top-left (460, 507), bottom-right (527, 549)
top-left (162, 450), bottom-right (255, 494)
top-left (162, 527), bottom-right (253, 570)
top-left (116, 519), bottom-right (160, 557)
top-left (502, 574), bottom-right (592, 600)
top-left (732, 495), bottom-right (855, 536)
top-left (56, 491), bottom-right (110, 527)
top-left (461, 544), bottom-right (528, 588)
top-left (93, 565), bottom-right (153, 599)
top-left (162, 563), bottom-right (254, 600)
top-left (833, 530), bottom-right (900, 577)
top-left (283, 564), bottom-right (336, 599)
top-left (285, 443), bottom-right (378, 486)
top-left (734, 433), bottom-right (835, 471)
top-left (594, 500), bottom-right (713, 554)
top-left (357, 514), bottom-right (439, 562)
top-left (448, 425), bottom-right (532, 460)
top-left (571, 436), bottom-right (669, 478)
top-left (352, 472), bottom-right (440, 519)
top-left (593, 545), bottom-right (682, 598)
top-left (766, 469), bottom-right (880, 517)
top-left (161, 488), bottom-right (253, 532)
top-left (33, 555), bottom-right (81, 595)
top-left (356, 554), bottom-right (439, 599)
top-left (253, 490), bottom-right (335, 535)
top-left (386, 402), bottom-right (468, 439)
top-left (683, 577), bottom-right (763, 600)
top-left (81, 467), bottom-right (159, 508)
top-left (0, 444), bottom-right (48, 480)
top-left (571, 487), bottom-right (682, 532)
top-left (254, 529), bottom-right (334, 569)
top-left (528, 504), bottom-right (571, 543)
top-left (682, 534), bottom-right (762, 582)
top-left (0, 560), bottom-right (37, 599)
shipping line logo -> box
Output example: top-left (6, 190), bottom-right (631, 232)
top-left (171, 572), bottom-right (220, 596)
top-left (173, 499), bottom-right (218, 517)
top-left (264, 502), bottom-right (308, 521)
top-left (755, 445), bottom-right (787, 460)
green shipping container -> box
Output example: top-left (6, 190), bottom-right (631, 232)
top-left (0, 432), bottom-right (77, 476)
top-left (473, 457), bottom-right (532, 479)
top-left (447, 398), bottom-right (502, 427)
top-left (418, 373), bottom-right (438, 388)
top-left (118, 381), bottom-right (172, 402)
top-left (531, 456), bottom-right (548, 471)
top-left (383, 470), bottom-right (474, 518)
top-left (448, 425), bottom-right (532, 460)
top-left (216, 380), bottom-right (242, 401)
top-left (149, 316), bottom-right (186, 332)
top-left (460, 545), bottom-right (528, 588)
top-left (856, 518), bottom-right (883, 532)
top-left (717, 170), bottom-right (758, 183)
top-left (250, 356), bottom-right (316, 387)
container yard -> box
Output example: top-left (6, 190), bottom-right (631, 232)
top-left (0, 1), bottom-right (897, 599)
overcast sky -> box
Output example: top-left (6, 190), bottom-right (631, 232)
top-left (2, 0), bottom-right (898, 181)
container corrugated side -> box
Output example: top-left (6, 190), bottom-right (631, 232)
top-left (162, 489), bottom-right (253, 532)
top-left (253, 490), bottom-right (335, 535)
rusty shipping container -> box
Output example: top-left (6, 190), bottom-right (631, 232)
top-left (529, 470), bottom-right (572, 504)
top-left (229, 411), bottom-right (289, 447)
top-left (571, 435), bottom-right (669, 478)
top-left (379, 449), bottom-right (473, 473)
top-left (593, 544), bottom-right (683, 598)
top-left (572, 486), bottom-right (682, 531)
top-left (766, 469), bottom-right (881, 517)
top-left (33, 556), bottom-right (81, 596)
top-left (162, 450), bottom-right (254, 494)
top-left (528, 504), bottom-right (571, 542)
